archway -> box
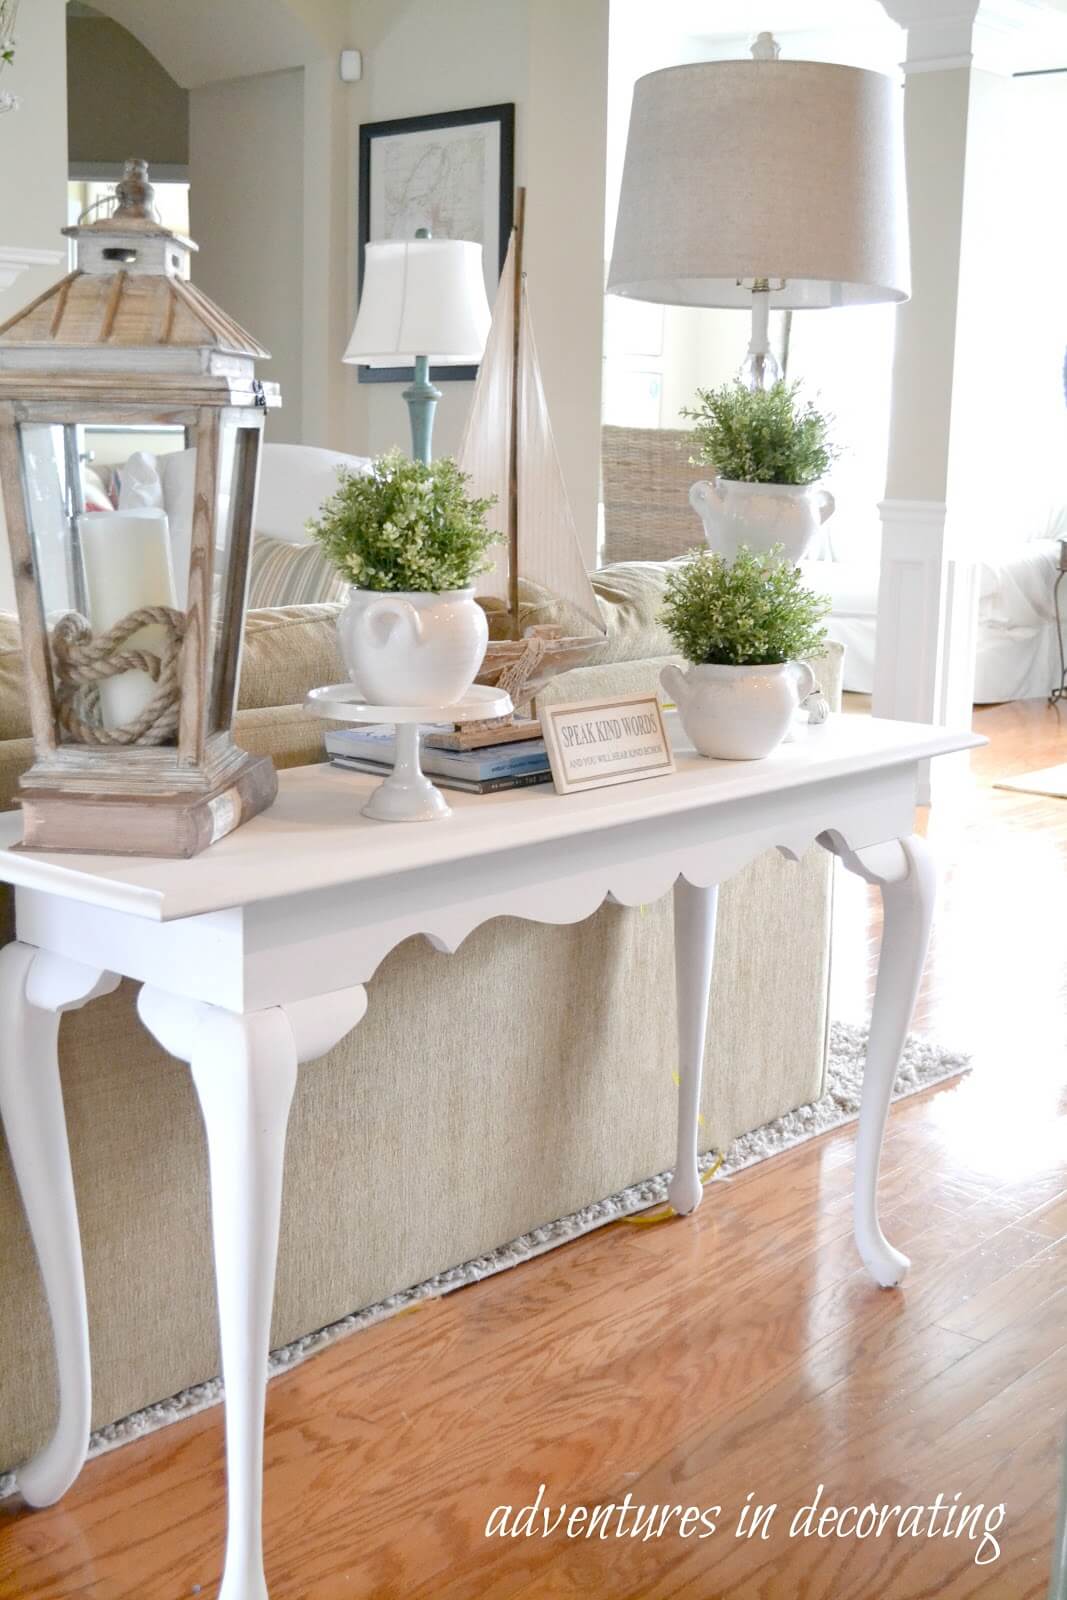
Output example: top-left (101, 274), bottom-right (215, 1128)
top-left (81, 0), bottom-right (344, 88)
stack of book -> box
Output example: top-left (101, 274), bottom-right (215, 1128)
top-left (326, 726), bottom-right (553, 794)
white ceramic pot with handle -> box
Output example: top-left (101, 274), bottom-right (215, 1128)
top-left (338, 587), bottom-right (488, 707)
top-left (661, 659), bottom-right (817, 760)
top-left (689, 479), bottom-right (835, 564)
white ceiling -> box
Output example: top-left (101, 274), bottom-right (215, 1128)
top-left (610, 0), bottom-right (904, 77)
top-left (645, 0), bottom-right (897, 39)
top-left (609, 0), bottom-right (905, 77)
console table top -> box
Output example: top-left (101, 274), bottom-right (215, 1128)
top-left (0, 713), bottom-right (981, 922)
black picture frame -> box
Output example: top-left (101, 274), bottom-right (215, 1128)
top-left (357, 102), bottom-right (515, 385)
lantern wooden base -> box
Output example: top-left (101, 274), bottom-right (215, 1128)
top-left (15, 753), bottom-right (278, 859)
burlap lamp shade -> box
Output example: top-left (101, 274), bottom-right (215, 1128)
top-left (608, 56), bottom-right (910, 311)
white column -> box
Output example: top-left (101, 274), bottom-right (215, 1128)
top-left (873, 3), bottom-right (978, 777)
top-left (874, 0), bottom-right (1067, 792)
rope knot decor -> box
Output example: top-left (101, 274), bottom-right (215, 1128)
top-left (51, 607), bottom-right (187, 747)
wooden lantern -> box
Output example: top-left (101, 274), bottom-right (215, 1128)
top-left (0, 160), bottom-right (280, 856)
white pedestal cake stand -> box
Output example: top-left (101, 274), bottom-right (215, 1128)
top-left (306, 683), bottom-right (514, 821)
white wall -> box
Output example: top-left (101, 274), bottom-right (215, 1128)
top-left (300, 54), bottom-right (352, 452)
top-left (524, 0), bottom-right (609, 559)
top-left (0, 0), bottom-right (69, 611)
top-left (947, 68), bottom-right (1067, 549)
top-left (81, 0), bottom-right (609, 565)
top-left (342, 0), bottom-right (529, 465)
top-left (190, 68), bottom-right (306, 444)
top-left (0, 0), bottom-right (68, 322)
top-left (87, 0), bottom-right (351, 455)
top-left (342, 0), bottom-right (609, 566)
top-left (0, 0), bottom-right (636, 617)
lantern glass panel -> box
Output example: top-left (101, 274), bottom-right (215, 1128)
top-left (17, 417), bottom-right (195, 750)
top-left (207, 414), bottom-right (261, 735)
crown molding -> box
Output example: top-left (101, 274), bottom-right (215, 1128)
top-left (878, 0), bottom-right (1067, 74)
top-left (878, 1), bottom-right (978, 70)
top-left (0, 247), bottom-right (64, 293)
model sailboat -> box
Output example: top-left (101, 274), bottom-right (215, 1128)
top-left (458, 189), bottom-right (606, 714)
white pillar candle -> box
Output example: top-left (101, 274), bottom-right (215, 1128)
top-left (77, 508), bottom-right (178, 732)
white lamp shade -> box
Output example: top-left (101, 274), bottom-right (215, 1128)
top-left (344, 238), bottom-right (492, 365)
top-left (608, 60), bottom-right (910, 310)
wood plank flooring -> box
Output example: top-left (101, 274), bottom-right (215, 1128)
top-left (1, 697), bottom-right (1065, 1599)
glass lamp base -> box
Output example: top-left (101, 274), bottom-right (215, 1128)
top-left (739, 348), bottom-right (782, 392)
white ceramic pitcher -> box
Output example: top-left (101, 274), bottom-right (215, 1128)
top-left (338, 587), bottom-right (488, 707)
top-left (661, 659), bottom-right (817, 760)
top-left (689, 479), bottom-right (835, 564)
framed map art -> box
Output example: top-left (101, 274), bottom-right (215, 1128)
top-left (357, 102), bottom-right (515, 384)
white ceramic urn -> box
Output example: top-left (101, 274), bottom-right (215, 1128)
top-left (661, 659), bottom-right (817, 761)
top-left (689, 479), bottom-right (835, 564)
top-left (338, 587), bottom-right (488, 707)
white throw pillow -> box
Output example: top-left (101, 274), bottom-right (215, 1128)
top-left (117, 450), bottom-right (165, 511)
top-left (118, 443), bottom-right (371, 609)
top-left (254, 443), bottom-right (371, 545)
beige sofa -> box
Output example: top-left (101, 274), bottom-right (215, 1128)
top-left (0, 570), bottom-right (842, 1473)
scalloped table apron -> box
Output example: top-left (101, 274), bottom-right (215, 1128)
top-left (0, 711), bottom-right (982, 1600)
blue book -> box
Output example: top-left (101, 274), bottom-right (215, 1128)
top-left (324, 725), bottom-right (550, 780)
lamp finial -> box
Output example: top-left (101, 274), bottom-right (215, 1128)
top-left (751, 32), bottom-right (781, 61)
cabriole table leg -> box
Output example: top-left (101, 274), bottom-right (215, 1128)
top-left (669, 878), bottom-right (720, 1217)
top-left (819, 831), bottom-right (936, 1287)
top-left (137, 984), bottom-right (366, 1600)
top-left (0, 941), bottom-right (119, 1505)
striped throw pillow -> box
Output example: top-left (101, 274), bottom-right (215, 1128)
top-left (248, 535), bottom-right (350, 609)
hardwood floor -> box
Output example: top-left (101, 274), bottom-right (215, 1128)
top-left (2, 699), bottom-right (1065, 1599)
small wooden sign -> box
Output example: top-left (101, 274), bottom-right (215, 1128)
top-left (541, 693), bottom-right (675, 795)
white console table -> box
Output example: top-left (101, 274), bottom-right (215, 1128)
top-left (0, 713), bottom-right (980, 1600)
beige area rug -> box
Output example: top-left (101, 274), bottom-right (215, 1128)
top-left (995, 762), bottom-right (1067, 799)
top-left (0, 1020), bottom-right (970, 1498)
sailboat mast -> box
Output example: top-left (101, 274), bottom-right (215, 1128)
top-left (507, 187), bottom-right (526, 633)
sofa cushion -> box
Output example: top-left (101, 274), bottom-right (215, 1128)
top-left (237, 603), bottom-right (345, 707)
top-left (504, 560), bottom-right (679, 666)
top-left (244, 552), bottom-right (679, 663)
top-left (0, 561), bottom-right (690, 742)
top-left (0, 557), bottom-right (825, 741)
top-left (0, 614), bottom-right (28, 742)
top-left (249, 534), bottom-right (350, 609)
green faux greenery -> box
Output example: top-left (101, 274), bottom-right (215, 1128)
top-left (661, 546), bottom-right (829, 667)
top-left (308, 450), bottom-right (497, 592)
top-left (0, 0), bottom-right (15, 67)
top-left (682, 380), bottom-right (838, 486)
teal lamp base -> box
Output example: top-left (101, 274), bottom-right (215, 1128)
top-left (403, 354), bottom-right (442, 465)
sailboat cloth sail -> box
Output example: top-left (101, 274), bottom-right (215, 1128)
top-left (515, 289), bottom-right (603, 633)
top-left (459, 239), bottom-right (605, 634)
top-left (458, 239), bottom-right (514, 607)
